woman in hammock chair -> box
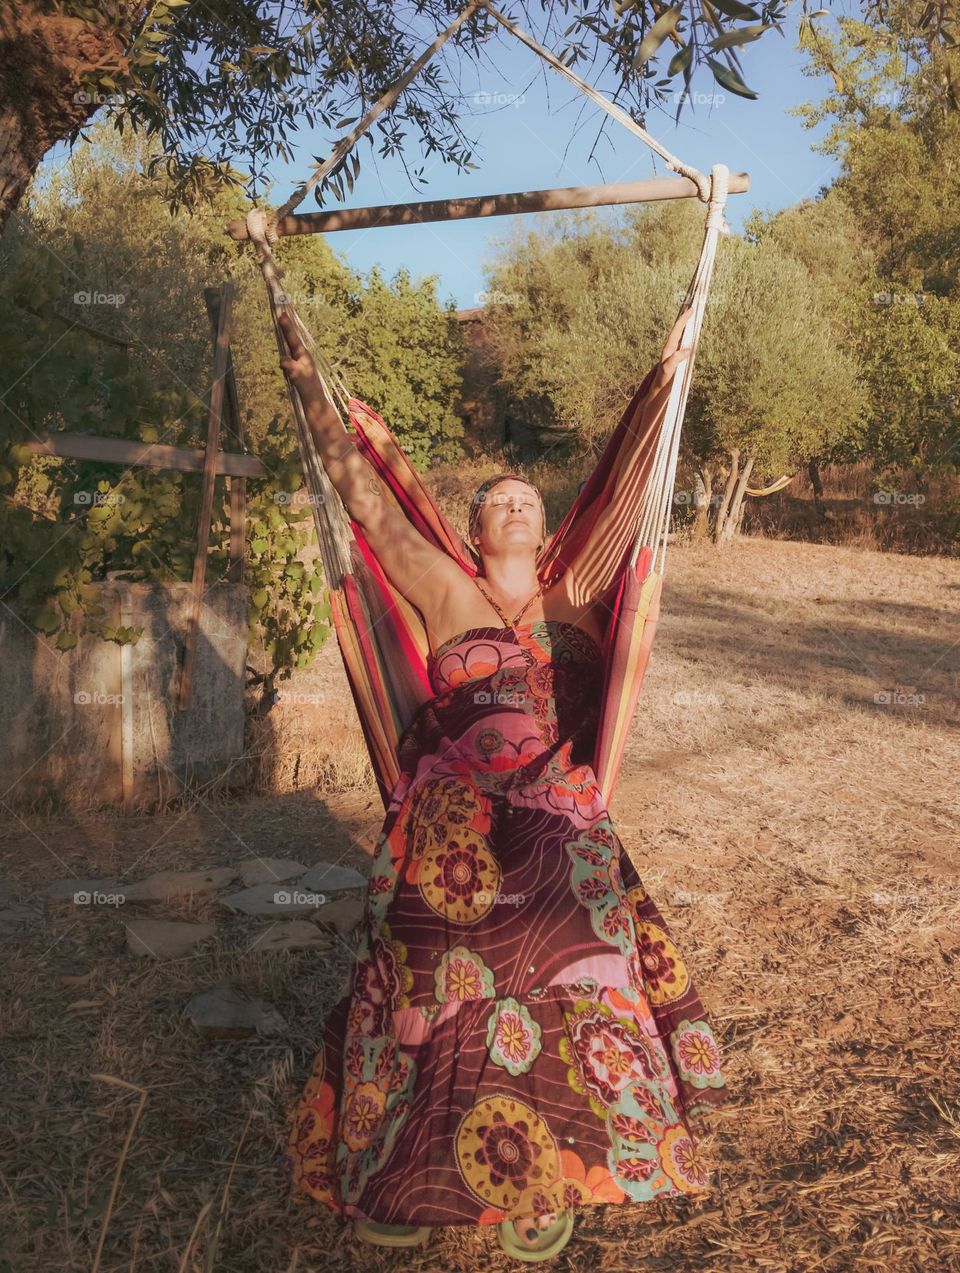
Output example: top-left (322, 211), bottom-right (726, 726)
top-left (276, 308), bottom-right (729, 1261)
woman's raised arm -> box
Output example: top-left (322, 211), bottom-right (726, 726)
top-left (276, 311), bottom-right (459, 620)
top-left (560, 307), bottom-right (694, 610)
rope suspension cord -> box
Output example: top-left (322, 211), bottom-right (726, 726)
top-left (273, 0), bottom-right (487, 225)
top-left (635, 165), bottom-right (730, 575)
top-left (246, 208), bottom-right (354, 587)
top-left (479, 1), bottom-right (713, 203)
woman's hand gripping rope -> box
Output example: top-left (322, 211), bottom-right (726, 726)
top-left (652, 305), bottom-right (694, 393)
top-left (277, 309), bottom-right (360, 468)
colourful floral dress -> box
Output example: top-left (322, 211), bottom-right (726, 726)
top-left (281, 619), bottom-right (729, 1227)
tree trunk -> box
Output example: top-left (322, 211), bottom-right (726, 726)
top-left (0, 4), bottom-right (141, 231)
top-left (808, 456), bottom-right (826, 519)
top-left (713, 448), bottom-right (740, 545)
top-left (719, 452), bottom-right (755, 543)
top-left (691, 462), bottom-right (713, 541)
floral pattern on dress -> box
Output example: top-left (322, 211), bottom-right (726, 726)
top-left (434, 946), bottom-right (497, 1002)
top-left (560, 998), bottom-right (666, 1119)
top-left (281, 621), bottom-right (730, 1226)
top-left (486, 998), bottom-right (542, 1075)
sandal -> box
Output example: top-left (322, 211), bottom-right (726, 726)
top-left (354, 1219), bottom-right (432, 1248)
top-left (497, 1211), bottom-right (574, 1262)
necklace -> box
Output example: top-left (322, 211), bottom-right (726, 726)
top-left (472, 574), bottom-right (545, 628)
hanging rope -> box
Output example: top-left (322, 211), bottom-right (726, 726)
top-left (246, 209), bottom-right (355, 588)
top-left (479, 1), bottom-right (713, 203)
top-left (274, 0), bottom-right (487, 224)
top-left (632, 163), bottom-right (729, 574)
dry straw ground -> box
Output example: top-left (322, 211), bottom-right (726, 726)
top-left (1, 537), bottom-right (958, 1273)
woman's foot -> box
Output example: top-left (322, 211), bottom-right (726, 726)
top-left (497, 1209), bottom-right (574, 1261)
top-left (512, 1211), bottom-right (559, 1249)
top-left (354, 1219), bottom-right (431, 1248)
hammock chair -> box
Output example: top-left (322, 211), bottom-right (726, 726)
top-left (232, 0), bottom-right (748, 811)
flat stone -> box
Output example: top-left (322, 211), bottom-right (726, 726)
top-left (183, 985), bottom-right (287, 1039)
top-left (296, 863), bottom-right (366, 893)
top-left (41, 877), bottom-right (121, 901)
top-left (238, 858), bottom-right (308, 888)
top-left (121, 867), bottom-right (237, 902)
top-left (219, 882), bottom-right (330, 917)
top-left (247, 921), bottom-right (331, 953)
top-left (126, 919), bottom-right (217, 958)
top-left (312, 895), bottom-right (364, 935)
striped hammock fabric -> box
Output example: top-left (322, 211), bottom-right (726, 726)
top-left (328, 358), bottom-right (671, 811)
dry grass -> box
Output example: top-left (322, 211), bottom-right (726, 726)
top-left (1, 536), bottom-right (959, 1272)
top-left (741, 461), bottom-right (959, 557)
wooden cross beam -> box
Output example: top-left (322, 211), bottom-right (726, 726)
top-left (226, 173), bottom-right (751, 240)
top-left (25, 434), bottom-right (266, 477)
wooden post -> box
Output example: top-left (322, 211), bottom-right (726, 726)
top-left (204, 287), bottom-right (247, 583)
top-left (119, 585), bottom-right (135, 811)
top-left (177, 284), bottom-right (234, 710)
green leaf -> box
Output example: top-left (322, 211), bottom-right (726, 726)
top-left (633, 6), bottom-right (683, 69)
top-left (56, 629), bottom-right (79, 651)
top-left (707, 0), bottom-right (761, 18)
top-left (9, 443), bottom-right (35, 466)
top-left (706, 56), bottom-right (759, 99)
top-left (34, 604), bottom-right (60, 634)
top-left (708, 23), bottom-right (769, 51)
top-left (668, 44), bottom-right (693, 77)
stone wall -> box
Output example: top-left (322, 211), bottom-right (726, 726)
top-left (0, 580), bottom-right (248, 812)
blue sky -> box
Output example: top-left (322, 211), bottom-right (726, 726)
top-left (260, 8), bottom-right (842, 310)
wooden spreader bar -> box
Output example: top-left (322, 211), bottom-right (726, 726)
top-left (227, 172), bottom-right (750, 240)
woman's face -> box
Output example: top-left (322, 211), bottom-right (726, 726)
top-left (473, 479), bottom-right (543, 559)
